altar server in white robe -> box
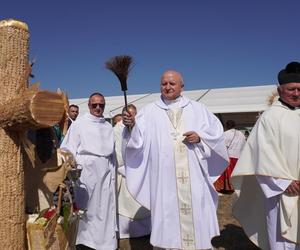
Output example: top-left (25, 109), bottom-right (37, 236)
top-left (61, 92), bottom-right (117, 250)
top-left (232, 61), bottom-right (300, 250)
top-left (122, 70), bottom-right (229, 250)
top-left (113, 104), bottom-right (151, 239)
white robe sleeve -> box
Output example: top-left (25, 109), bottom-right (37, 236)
top-left (195, 141), bottom-right (211, 159)
top-left (191, 104), bottom-right (229, 180)
top-left (124, 112), bottom-right (151, 209)
top-left (60, 122), bottom-right (80, 158)
top-left (256, 176), bottom-right (292, 198)
top-left (114, 122), bottom-right (125, 168)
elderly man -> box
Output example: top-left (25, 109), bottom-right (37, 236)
top-left (232, 62), bottom-right (300, 249)
top-left (123, 70), bottom-right (228, 250)
top-left (61, 93), bottom-right (117, 250)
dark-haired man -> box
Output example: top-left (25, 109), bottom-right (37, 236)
top-left (61, 92), bottom-right (117, 250)
top-left (68, 104), bottom-right (79, 128)
top-left (232, 62), bottom-right (300, 249)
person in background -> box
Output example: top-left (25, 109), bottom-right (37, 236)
top-left (114, 104), bottom-right (151, 249)
top-left (244, 130), bottom-right (249, 140)
top-left (112, 113), bottom-right (122, 127)
top-left (122, 70), bottom-right (228, 250)
top-left (53, 104), bottom-right (79, 145)
top-left (214, 120), bottom-right (246, 193)
top-left (231, 61), bottom-right (300, 250)
top-left (68, 104), bottom-right (79, 128)
top-left (61, 92), bottom-right (117, 250)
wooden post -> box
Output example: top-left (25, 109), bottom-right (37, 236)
top-left (0, 19), bottom-right (65, 249)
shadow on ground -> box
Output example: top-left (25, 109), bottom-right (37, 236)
top-left (119, 235), bottom-right (152, 250)
top-left (118, 193), bottom-right (262, 250)
top-left (212, 223), bottom-right (260, 250)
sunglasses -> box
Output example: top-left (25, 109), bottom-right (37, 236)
top-left (90, 103), bottom-right (105, 109)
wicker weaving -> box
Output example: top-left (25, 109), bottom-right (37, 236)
top-left (0, 19), bottom-right (66, 249)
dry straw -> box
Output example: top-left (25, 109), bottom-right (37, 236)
top-left (0, 19), bottom-right (65, 249)
top-left (0, 18), bottom-right (29, 249)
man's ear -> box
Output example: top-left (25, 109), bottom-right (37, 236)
top-left (277, 86), bottom-right (281, 95)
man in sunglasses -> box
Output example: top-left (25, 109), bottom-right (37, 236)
top-left (61, 92), bottom-right (117, 250)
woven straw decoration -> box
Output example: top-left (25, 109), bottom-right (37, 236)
top-left (0, 19), bottom-right (29, 249)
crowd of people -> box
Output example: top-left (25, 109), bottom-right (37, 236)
top-left (54, 61), bottom-right (299, 250)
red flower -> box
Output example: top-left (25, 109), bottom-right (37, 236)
top-left (73, 203), bottom-right (79, 212)
top-left (43, 208), bottom-right (56, 220)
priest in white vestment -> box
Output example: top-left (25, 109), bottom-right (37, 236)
top-left (113, 104), bottom-right (151, 239)
top-left (122, 70), bottom-right (229, 250)
top-left (232, 61), bottom-right (300, 250)
top-left (61, 93), bottom-right (117, 250)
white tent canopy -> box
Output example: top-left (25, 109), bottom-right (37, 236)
top-left (198, 85), bottom-right (277, 113)
top-left (70, 84), bottom-right (277, 127)
top-left (70, 84), bottom-right (277, 116)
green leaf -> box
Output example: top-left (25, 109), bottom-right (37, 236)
top-left (63, 204), bottom-right (71, 231)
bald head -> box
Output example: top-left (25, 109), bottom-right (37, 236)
top-left (160, 70), bottom-right (184, 100)
top-left (161, 70), bottom-right (183, 85)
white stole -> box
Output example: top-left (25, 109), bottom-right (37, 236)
top-left (167, 108), bottom-right (196, 250)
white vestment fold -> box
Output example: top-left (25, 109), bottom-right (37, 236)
top-left (224, 128), bottom-right (246, 158)
top-left (232, 101), bottom-right (300, 249)
top-left (61, 113), bottom-right (117, 250)
top-left (113, 122), bottom-right (151, 239)
top-left (124, 96), bottom-right (229, 249)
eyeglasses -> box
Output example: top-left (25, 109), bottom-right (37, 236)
top-left (90, 103), bottom-right (105, 109)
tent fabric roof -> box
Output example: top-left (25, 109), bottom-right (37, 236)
top-left (70, 84), bottom-right (277, 118)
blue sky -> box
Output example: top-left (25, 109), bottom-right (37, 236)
top-left (1, 1), bottom-right (300, 98)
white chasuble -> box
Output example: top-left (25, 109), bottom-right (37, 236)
top-left (124, 96), bottom-right (229, 250)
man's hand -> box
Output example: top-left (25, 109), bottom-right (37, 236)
top-left (122, 109), bottom-right (135, 129)
top-left (183, 131), bottom-right (201, 144)
top-left (284, 180), bottom-right (300, 196)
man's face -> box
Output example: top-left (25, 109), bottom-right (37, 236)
top-left (88, 95), bottom-right (105, 117)
top-left (278, 82), bottom-right (300, 108)
top-left (127, 107), bottom-right (137, 117)
top-left (68, 106), bottom-right (79, 120)
top-left (160, 71), bottom-right (183, 100)
top-left (122, 106), bottom-right (137, 118)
